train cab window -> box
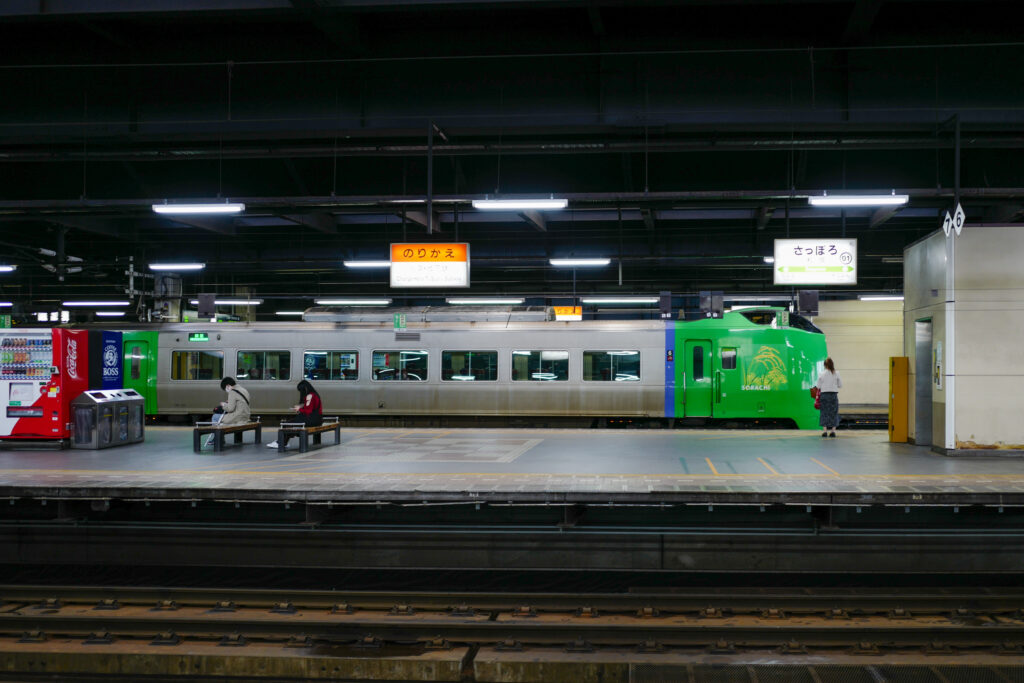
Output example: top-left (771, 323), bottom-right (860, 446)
top-left (442, 351), bottom-right (497, 381)
top-left (583, 351), bottom-right (640, 381)
top-left (721, 348), bottom-right (737, 370)
top-left (237, 351), bottom-right (291, 381)
top-left (171, 350), bottom-right (224, 381)
top-left (304, 351), bottom-right (358, 381)
top-left (740, 310), bottom-right (776, 326)
top-left (372, 350), bottom-right (428, 381)
top-left (511, 350), bottom-right (569, 382)
top-left (692, 347), bottom-right (704, 380)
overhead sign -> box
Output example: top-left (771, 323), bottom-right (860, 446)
top-left (187, 333), bottom-right (210, 342)
top-left (773, 238), bottom-right (857, 286)
top-left (390, 243), bottom-right (470, 288)
top-left (942, 203), bottom-right (966, 237)
top-left (553, 306), bottom-right (582, 321)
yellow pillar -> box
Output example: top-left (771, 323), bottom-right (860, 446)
top-left (889, 356), bottom-right (909, 442)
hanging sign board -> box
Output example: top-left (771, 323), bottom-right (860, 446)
top-left (773, 238), bottom-right (857, 285)
top-left (390, 243), bottom-right (470, 288)
top-left (553, 306), bottom-right (582, 321)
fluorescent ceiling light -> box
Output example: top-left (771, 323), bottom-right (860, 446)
top-left (188, 299), bottom-right (263, 306)
top-left (549, 258), bottom-right (611, 267)
top-left (858, 295), bottom-right (904, 301)
top-left (580, 297), bottom-right (659, 304)
top-left (62, 300), bottom-right (130, 307)
top-left (881, 256), bottom-right (904, 264)
top-left (95, 311), bottom-right (126, 317)
top-left (446, 297), bottom-right (525, 305)
top-left (149, 262), bottom-right (205, 271)
top-left (315, 298), bottom-right (392, 306)
top-left (343, 260), bottom-right (391, 268)
top-left (763, 256), bottom-right (775, 264)
top-left (274, 311), bottom-right (305, 316)
top-left (473, 198), bottom-right (568, 211)
top-left (0, 301), bottom-right (12, 307)
top-left (153, 202), bottom-right (245, 215)
top-left (808, 193), bottom-right (908, 207)
top-left (0, 265), bottom-right (16, 273)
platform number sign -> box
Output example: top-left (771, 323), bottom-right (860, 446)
top-left (943, 203), bottom-right (966, 237)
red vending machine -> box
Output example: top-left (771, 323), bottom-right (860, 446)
top-left (0, 328), bottom-right (89, 442)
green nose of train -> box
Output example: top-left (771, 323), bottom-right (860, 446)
top-left (668, 308), bottom-right (826, 430)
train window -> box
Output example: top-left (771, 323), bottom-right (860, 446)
top-left (721, 348), bottom-right (737, 370)
top-left (442, 351), bottom-right (497, 381)
top-left (740, 310), bottom-right (777, 326)
top-left (692, 347), bottom-right (704, 380)
top-left (583, 351), bottom-right (640, 381)
top-left (372, 350), bottom-right (428, 381)
top-left (788, 313), bottom-right (824, 334)
top-left (304, 351), bottom-right (358, 381)
top-left (237, 351), bottom-right (291, 381)
top-left (129, 345), bottom-right (141, 380)
top-left (511, 350), bottom-right (569, 382)
top-left (171, 350), bottom-right (224, 381)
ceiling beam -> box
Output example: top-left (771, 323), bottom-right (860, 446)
top-left (167, 217), bottom-right (237, 235)
top-left (869, 205), bottom-right (901, 229)
top-left (284, 212), bottom-right (337, 234)
top-left (404, 210), bottom-right (440, 234)
top-left (50, 216), bottom-right (120, 237)
top-left (519, 210), bottom-right (547, 232)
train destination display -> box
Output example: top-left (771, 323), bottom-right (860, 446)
top-left (773, 238), bottom-right (857, 285)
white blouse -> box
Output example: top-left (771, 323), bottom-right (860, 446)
top-left (816, 370), bottom-right (842, 393)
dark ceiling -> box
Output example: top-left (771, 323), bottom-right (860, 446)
top-left (1, 0), bottom-right (1023, 317)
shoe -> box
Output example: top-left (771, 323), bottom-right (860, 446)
top-left (267, 441), bottom-right (279, 449)
top-left (829, 432), bottom-right (836, 438)
top-left (821, 432), bottom-right (828, 438)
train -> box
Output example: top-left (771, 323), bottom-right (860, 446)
top-left (112, 306), bottom-right (828, 429)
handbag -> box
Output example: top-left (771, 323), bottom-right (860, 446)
top-left (809, 387), bottom-right (820, 399)
top-left (814, 395), bottom-right (821, 410)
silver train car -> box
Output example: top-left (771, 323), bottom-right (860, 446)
top-left (155, 308), bottom-right (667, 424)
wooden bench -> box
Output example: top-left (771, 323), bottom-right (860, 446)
top-left (276, 417), bottom-right (340, 453)
top-left (193, 419), bottom-right (262, 453)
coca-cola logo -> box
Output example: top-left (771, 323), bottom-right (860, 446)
top-left (66, 338), bottom-right (78, 379)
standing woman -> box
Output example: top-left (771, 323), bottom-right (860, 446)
top-left (267, 380), bottom-right (323, 449)
top-left (815, 358), bottom-right (842, 437)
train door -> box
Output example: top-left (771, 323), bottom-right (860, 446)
top-left (684, 340), bottom-right (713, 417)
top-left (122, 333), bottom-right (157, 415)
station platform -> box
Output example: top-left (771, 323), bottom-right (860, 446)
top-left (2, 425), bottom-right (1024, 505)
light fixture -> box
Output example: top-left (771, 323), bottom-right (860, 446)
top-left (446, 297), bottom-right (525, 305)
top-left (152, 202), bottom-right (245, 215)
top-left (549, 258), bottom-right (611, 267)
top-left (188, 299), bottom-right (263, 306)
top-left (149, 262), bottom-right (206, 271)
top-left (473, 198), bottom-right (568, 210)
top-left (274, 311), bottom-right (305, 316)
top-left (315, 298), bottom-right (392, 306)
top-left (95, 311), bottom-right (126, 317)
top-left (0, 301), bottom-right (12, 307)
top-left (858, 295), bottom-right (904, 301)
top-left (808, 192), bottom-right (908, 207)
top-left (579, 297), bottom-right (659, 304)
top-left (881, 256), bottom-right (904, 264)
top-left (343, 260), bottom-right (392, 268)
top-left (763, 256), bottom-right (775, 264)
top-left (0, 265), bottom-right (16, 273)
top-left (62, 300), bottom-right (130, 307)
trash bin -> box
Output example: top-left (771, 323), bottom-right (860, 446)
top-left (70, 389), bottom-right (145, 449)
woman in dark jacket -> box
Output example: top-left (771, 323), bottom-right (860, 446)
top-left (267, 380), bottom-right (323, 449)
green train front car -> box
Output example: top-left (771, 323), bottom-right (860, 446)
top-left (667, 308), bottom-right (826, 429)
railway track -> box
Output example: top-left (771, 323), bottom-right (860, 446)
top-left (2, 585), bottom-right (1024, 681)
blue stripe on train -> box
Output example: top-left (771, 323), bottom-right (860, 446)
top-left (664, 322), bottom-right (675, 418)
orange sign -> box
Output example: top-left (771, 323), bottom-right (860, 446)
top-left (391, 243), bottom-right (468, 263)
top-left (553, 306), bottom-right (582, 321)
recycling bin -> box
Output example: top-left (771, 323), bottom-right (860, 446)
top-left (70, 389), bottom-right (145, 449)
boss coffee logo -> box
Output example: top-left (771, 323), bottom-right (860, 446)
top-left (103, 343), bottom-right (119, 378)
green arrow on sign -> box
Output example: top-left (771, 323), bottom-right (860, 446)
top-left (778, 265), bottom-right (854, 273)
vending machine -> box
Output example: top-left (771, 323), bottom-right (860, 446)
top-left (1, 328), bottom-right (90, 441)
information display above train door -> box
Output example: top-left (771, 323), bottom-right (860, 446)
top-left (390, 243), bottom-right (470, 288)
top-left (773, 238), bottom-right (857, 285)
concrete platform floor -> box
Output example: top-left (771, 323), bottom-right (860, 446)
top-left (3, 426), bottom-right (1024, 500)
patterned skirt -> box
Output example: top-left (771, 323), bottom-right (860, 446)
top-left (818, 391), bottom-right (839, 428)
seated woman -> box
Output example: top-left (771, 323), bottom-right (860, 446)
top-left (267, 380), bottom-right (323, 450)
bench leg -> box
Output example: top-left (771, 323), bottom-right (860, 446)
top-left (214, 431), bottom-right (224, 452)
top-left (277, 430), bottom-right (286, 453)
top-left (193, 430), bottom-right (202, 453)
top-left (313, 432), bottom-right (322, 446)
top-left (299, 433), bottom-right (309, 453)
top-left (255, 425), bottom-right (261, 444)
top-left (234, 431), bottom-right (243, 444)
top-left (333, 426), bottom-right (341, 445)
